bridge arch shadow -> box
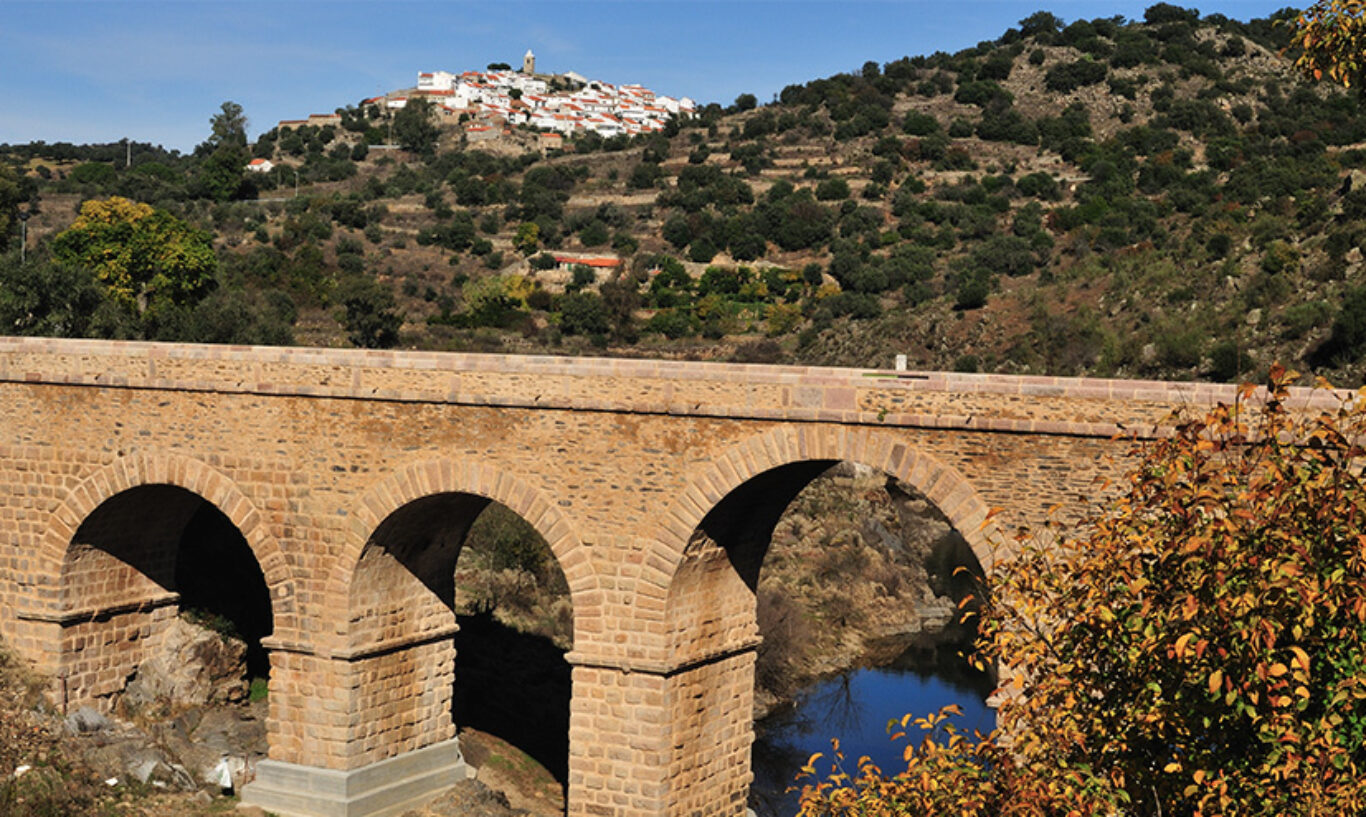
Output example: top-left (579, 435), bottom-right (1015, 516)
top-left (333, 459), bottom-right (586, 786)
top-left (40, 452), bottom-right (291, 711)
top-left (644, 426), bottom-right (1002, 817)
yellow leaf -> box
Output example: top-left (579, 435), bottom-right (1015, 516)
top-left (1290, 646), bottom-right (1311, 673)
top-left (1164, 762), bottom-right (1181, 773)
top-left (1209, 669), bottom-right (1223, 695)
top-left (1175, 632), bottom-right (1194, 658)
top-left (1269, 662), bottom-right (1289, 677)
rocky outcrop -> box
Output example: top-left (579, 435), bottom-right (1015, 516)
top-left (65, 615), bottom-right (266, 794)
top-left (114, 616), bottom-right (249, 722)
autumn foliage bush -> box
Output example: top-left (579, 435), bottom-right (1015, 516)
top-left (798, 368), bottom-right (1366, 816)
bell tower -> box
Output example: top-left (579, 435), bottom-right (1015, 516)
top-left (523, 49), bottom-right (535, 74)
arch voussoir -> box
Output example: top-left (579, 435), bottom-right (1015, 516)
top-left (327, 457), bottom-right (594, 647)
top-left (41, 450), bottom-right (299, 633)
top-left (649, 424), bottom-right (1004, 601)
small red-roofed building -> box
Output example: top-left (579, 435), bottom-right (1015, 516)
top-left (552, 255), bottom-right (621, 272)
top-left (539, 132), bottom-right (564, 152)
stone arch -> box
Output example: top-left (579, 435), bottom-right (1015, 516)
top-left (322, 457), bottom-right (590, 772)
top-left (324, 457), bottom-right (592, 650)
top-left (41, 450), bottom-right (297, 634)
top-left (640, 425), bottom-right (1002, 817)
top-left (641, 424), bottom-right (1001, 613)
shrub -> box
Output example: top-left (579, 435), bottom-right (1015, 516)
top-left (1044, 59), bottom-right (1107, 93)
top-left (815, 177), bottom-right (851, 201)
top-left (556, 291), bottom-right (611, 337)
top-left (688, 236), bottom-right (719, 263)
top-left (972, 235), bottom-right (1037, 277)
top-left (1313, 286), bottom-right (1366, 366)
top-left (977, 106), bottom-right (1038, 145)
top-left (646, 308), bottom-right (694, 338)
top-left (1016, 171), bottom-right (1061, 200)
top-left (902, 112), bottom-right (940, 136)
top-left (954, 80), bottom-right (1012, 107)
top-left (954, 271), bottom-right (991, 310)
top-left (335, 275), bottom-right (401, 349)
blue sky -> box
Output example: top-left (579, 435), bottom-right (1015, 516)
top-left (0, 1), bottom-right (1291, 153)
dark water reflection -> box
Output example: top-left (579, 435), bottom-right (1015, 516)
top-left (749, 637), bottom-right (995, 817)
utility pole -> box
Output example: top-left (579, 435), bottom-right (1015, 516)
top-left (125, 137), bottom-right (131, 169)
top-left (17, 209), bottom-right (29, 265)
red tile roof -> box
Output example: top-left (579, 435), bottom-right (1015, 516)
top-left (553, 255), bottom-right (620, 268)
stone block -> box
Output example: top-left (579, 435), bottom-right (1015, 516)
top-left (239, 738), bottom-right (470, 817)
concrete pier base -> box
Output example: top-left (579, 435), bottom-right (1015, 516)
top-left (239, 739), bottom-right (471, 817)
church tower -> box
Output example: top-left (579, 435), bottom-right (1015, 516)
top-left (523, 49), bottom-right (535, 75)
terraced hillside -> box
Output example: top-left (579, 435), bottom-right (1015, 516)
top-left (3, 5), bottom-right (1365, 387)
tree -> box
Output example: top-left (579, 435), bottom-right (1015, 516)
top-left (557, 291), bottom-right (611, 337)
top-left (335, 274), bottom-right (401, 348)
top-left (514, 221), bottom-right (541, 254)
top-left (799, 369), bottom-right (1366, 816)
top-left (1311, 285), bottom-right (1366, 366)
top-left (0, 251), bottom-right (104, 336)
top-left (0, 164), bottom-right (25, 252)
top-left (734, 92), bottom-right (758, 112)
top-left (662, 215), bottom-right (693, 249)
top-left (815, 177), bottom-right (850, 201)
top-left (1019, 10), bottom-right (1063, 39)
top-left (207, 101), bottom-right (248, 149)
top-left (51, 197), bottom-right (216, 315)
top-left (1143, 2), bottom-right (1199, 25)
top-left (578, 220), bottom-right (609, 248)
top-left (392, 98), bottom-right (440, 154)
top-left (195, 144), bottom-right (249, 201)
top-left (194, 101), bottom-right (250, 199)
top-left (1287, 0), bottom-right (1366, 90)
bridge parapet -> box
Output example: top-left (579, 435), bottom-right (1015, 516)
top-left (0, 337), bottom-right (1339, 439)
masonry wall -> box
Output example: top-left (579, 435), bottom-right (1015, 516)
top-left (0, 338), bottom-right (1326, 817)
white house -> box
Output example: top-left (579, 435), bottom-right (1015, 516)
top-left (417, 71), bottom-right (458, 92)
top-left (246, 158), bottom-right (274, 173)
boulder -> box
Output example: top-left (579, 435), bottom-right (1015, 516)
top-left (116, 616), bottom-right (248, 720)
top-left (65, 705), bottom-right (111, 735)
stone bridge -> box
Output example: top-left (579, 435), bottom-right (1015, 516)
top-left (0, 337), bottom-right (1300, 817)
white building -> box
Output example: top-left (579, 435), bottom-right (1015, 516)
top-left (388, 63), bottom-right (691, 142)
top-left (417, 71), bottom-right (458, 92)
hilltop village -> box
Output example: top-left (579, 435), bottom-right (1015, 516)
top-left (274, 50), bottom-right (696, 148)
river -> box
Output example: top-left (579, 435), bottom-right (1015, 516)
top-left (748, 636), bottom-right (995, 817)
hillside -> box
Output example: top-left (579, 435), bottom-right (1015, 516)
top-left (3, 5), bottom-right (1365, 386)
